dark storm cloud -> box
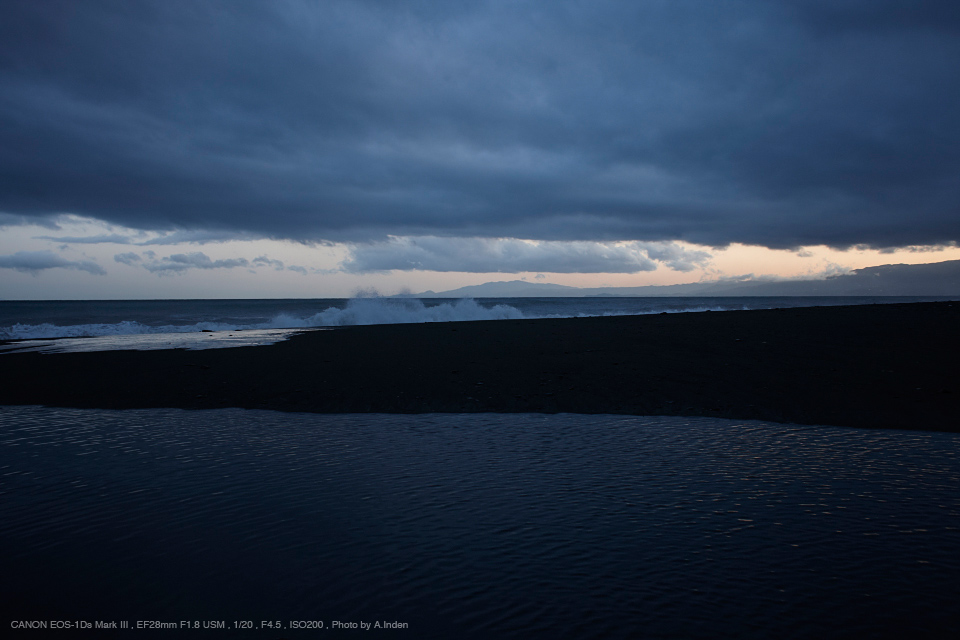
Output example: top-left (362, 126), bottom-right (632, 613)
top-left (0, 213), bottom-right (60, 230)
top-left (1, 0), bottom-right (958, 249)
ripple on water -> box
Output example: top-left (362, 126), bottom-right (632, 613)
top-left (1, 407), bottom-right (958, 639)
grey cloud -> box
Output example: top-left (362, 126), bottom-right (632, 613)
top-left (643, 244), bottom-right (713, 273)
top-left (0, 1), bottom-right (958, 251)
top-left (253, 255), bottom-right (284, 270)
top-left (114, 252), bottom-right (142, 265)
top-left (341, 237), bottom-right (709, 274)
top-left (257, 255), bottom-right (310, 274)
top-left (124, 250), bottom-right (304, 275)
top-left (0, 250), bottom-right (106, 275)
top-left (143, 252), bottom-right (250, 274)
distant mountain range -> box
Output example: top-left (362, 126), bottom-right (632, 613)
top-left (406, 259), bottom-right (960, 297)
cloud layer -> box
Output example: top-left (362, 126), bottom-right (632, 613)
top-left (342, 238), bottom-right (710, 274)
top-left (2, 1), bottom-right (959, 249)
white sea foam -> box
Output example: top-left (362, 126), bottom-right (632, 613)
top-left (0, 329), bottom-right (306, 354)
top-left (0, 320), bottom-right (239, 340)
top-left (290, 297), bottom-right (524, 327)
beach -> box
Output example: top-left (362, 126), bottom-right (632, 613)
top-left (2, 301), bottom-right (957, 431)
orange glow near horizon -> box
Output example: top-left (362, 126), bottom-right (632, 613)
top-left (538, 242), bottom-right (960, 290)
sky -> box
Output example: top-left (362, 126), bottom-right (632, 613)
top-left (1, 1), bottom-right (959, 299)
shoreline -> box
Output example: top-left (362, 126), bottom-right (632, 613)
top-left (1, 301), bottom-right (958, 431)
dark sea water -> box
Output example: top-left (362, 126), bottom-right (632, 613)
top-left (0, 296), bottom-right (951, 353)
top-left (2, 408), bottom-right (958, 638)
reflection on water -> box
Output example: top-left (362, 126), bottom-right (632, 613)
top-left (1, 408), bottom-right (958, 638)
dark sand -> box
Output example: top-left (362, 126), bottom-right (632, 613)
top-left (1, 301), bottom-right (957, 431)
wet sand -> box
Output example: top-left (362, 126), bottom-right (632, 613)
top-left (1, 301), bottom-right (958, 431)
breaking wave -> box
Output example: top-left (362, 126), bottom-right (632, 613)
top-left (279, 297), bottom-right (524, 327)
top-left (0, 298), bottom-right (525, 341)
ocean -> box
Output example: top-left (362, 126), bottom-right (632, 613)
top-left (0, 295), bottom-right (951, 353)
top-left (1, 408), bottom-right (958, 638)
